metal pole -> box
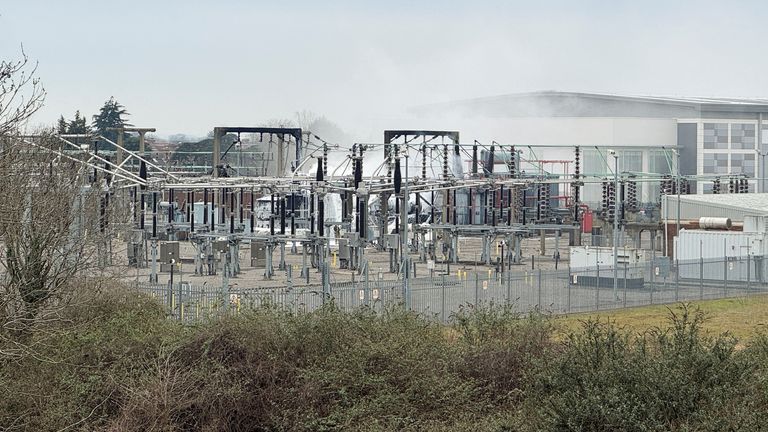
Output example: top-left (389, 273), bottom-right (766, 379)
top-left (757, 113), bottom-right (765, 192)
top-left (403, 151), bottom-right (410, 310)
top-left (567, 266), bottom-right (571, 313)
top-left (676, 150), bottom-right (681, 247)
top-left (675, 150), bottom-right (681, 302)
top-left (612, 151), bottom-right (619, 300)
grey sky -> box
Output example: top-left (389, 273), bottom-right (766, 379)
top-left (2, 0), bottom-right (767, 139)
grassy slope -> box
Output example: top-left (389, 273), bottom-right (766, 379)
top-left (554, 295), bottom-right (768, 341)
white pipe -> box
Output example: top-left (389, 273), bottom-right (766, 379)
top-left (699, 217), bottom-right (732, 230)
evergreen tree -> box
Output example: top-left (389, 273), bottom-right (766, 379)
top-left (56, 116), bottom-right (68, 134)
top-left (92, 97), bottom-right (131, 143)
top-left (66, 110), bottom-right (90, 134)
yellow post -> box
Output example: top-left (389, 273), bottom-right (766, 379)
top-left (180, 303), bottom-right (185, 321)
top-left (171, 293), bottom-right (175, 311)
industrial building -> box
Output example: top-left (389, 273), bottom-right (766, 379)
top-left (413, 91), bottom-right (768, 202)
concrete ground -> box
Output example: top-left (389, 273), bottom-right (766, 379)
top-left (114, 232), bottom-right (608, 289)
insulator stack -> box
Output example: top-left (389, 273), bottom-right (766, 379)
top-left (681, 179), bottom-right (691, 195)
top-left (538, 183), bottom-right (550, 222)
top-left (421, 144), bottom-right (427, 180)
top-left (323, 144), bottom-right (328, 177)
top-left (659, 175), bottom-right (674, 201)
top-left (509, 146), bottom-right (517, 178)
top-left (385, 144), bottom-right (391, 178)
top-left (739, 178), bottom-right (749, 194)
top-left (712, 178), bottom-right (721, 194)
top-left (626, 178), bottom-right (638, 212)
top-left (573, 146), bottom-right (580, 179)
top-left (572, 146), bottom-right (581, 219)
top-left (728, 177), bottom-right (736, 194)
top-left (607, 182), bottom-right (616, 223)
top-left (443, 142), bottom-right (449, 181)
top-left (601, 179), bottom-right (616, 222)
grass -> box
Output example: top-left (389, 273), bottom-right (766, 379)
top-left (555, 294), bottom-right (768, 341)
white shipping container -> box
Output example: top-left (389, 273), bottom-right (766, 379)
top-left (674, 229), bottom-right (768, 282)
top-left (569, 246), bottom-right (649, 288)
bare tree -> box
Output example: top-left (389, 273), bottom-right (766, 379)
top-left (0, 47), bottom-right (45, 136)
top-left (0, 132), bottom-right (114, 358)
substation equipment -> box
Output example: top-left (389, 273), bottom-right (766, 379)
top-left (20, 124), bottom-right (760, 300)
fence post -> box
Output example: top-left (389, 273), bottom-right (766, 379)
top-left (595, 263), bottom-right (600, 311)
top-left (674, 257), bottom-right (679, 302)
top-left (649, 260), bottom-right (654, 305)
top-left (177, 281), bottom-right (182, 319)
top-left (567, 266), bottom-right (572, 313)
top-left (441, 275), bottom-right (446, 323)
top-left (699, 257), bottom-right (704, 300)
top-left (537, 269), bottom-right (542, 309)
top-left (322, 262), bottom-right (331, 305)
top-left (475, 272), bottom-right (479, 306)
top-left (623, 263), bottom-right (627, 308)
top-left (747, 255), bottom-right (752, 296)
top-left (365, 265), bottom-right (370, 307)
top-left (506, 270), bottom-right (511, 306)
top-left (724, 257), bottom-right (728, 298)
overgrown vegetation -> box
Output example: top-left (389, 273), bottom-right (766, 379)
top-left (3, 297), bottom-right (768, 431)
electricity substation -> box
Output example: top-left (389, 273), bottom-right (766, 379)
top-left (19, 102), bottom-right (768, 320)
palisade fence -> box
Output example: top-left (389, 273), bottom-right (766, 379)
top-left (132, 255), bottom-right (768, 323)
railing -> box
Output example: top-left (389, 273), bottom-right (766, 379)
top-left (131, 256), bottom-right (768, 323)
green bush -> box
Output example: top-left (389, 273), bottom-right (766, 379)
top-left (530, 305), bottom-right (757, 431)
top-left (7, 295), bottom-right (768, 431)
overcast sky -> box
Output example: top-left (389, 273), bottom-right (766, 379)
top-left (2, 0), bottom-right (767, 139)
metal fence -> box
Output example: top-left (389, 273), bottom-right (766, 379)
top-left (132, 255), bottom-right (768, 323)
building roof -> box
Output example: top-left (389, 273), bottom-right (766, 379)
top-left (414, 91), bottom-right (768, 119)
top-left (663, 193), bottom-right (768, 221)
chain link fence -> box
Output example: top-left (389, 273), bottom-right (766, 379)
top-left (132, 255), bottom-right (768, 323)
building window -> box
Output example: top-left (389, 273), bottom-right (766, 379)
top-left (762, 124), bottom-right (768, 147)
top-left (703, 123), bottom-right (728, 149)
top-left (703, 153), bottom-right (728, 174)
top-left (731, 153), bottom-right (755, 176)
top-left (731, 123), bottom-right (756, 149)
top-left (582, 149), bottom-right (607, 204)
top-left (619, 151), bottom-right (643, 173)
